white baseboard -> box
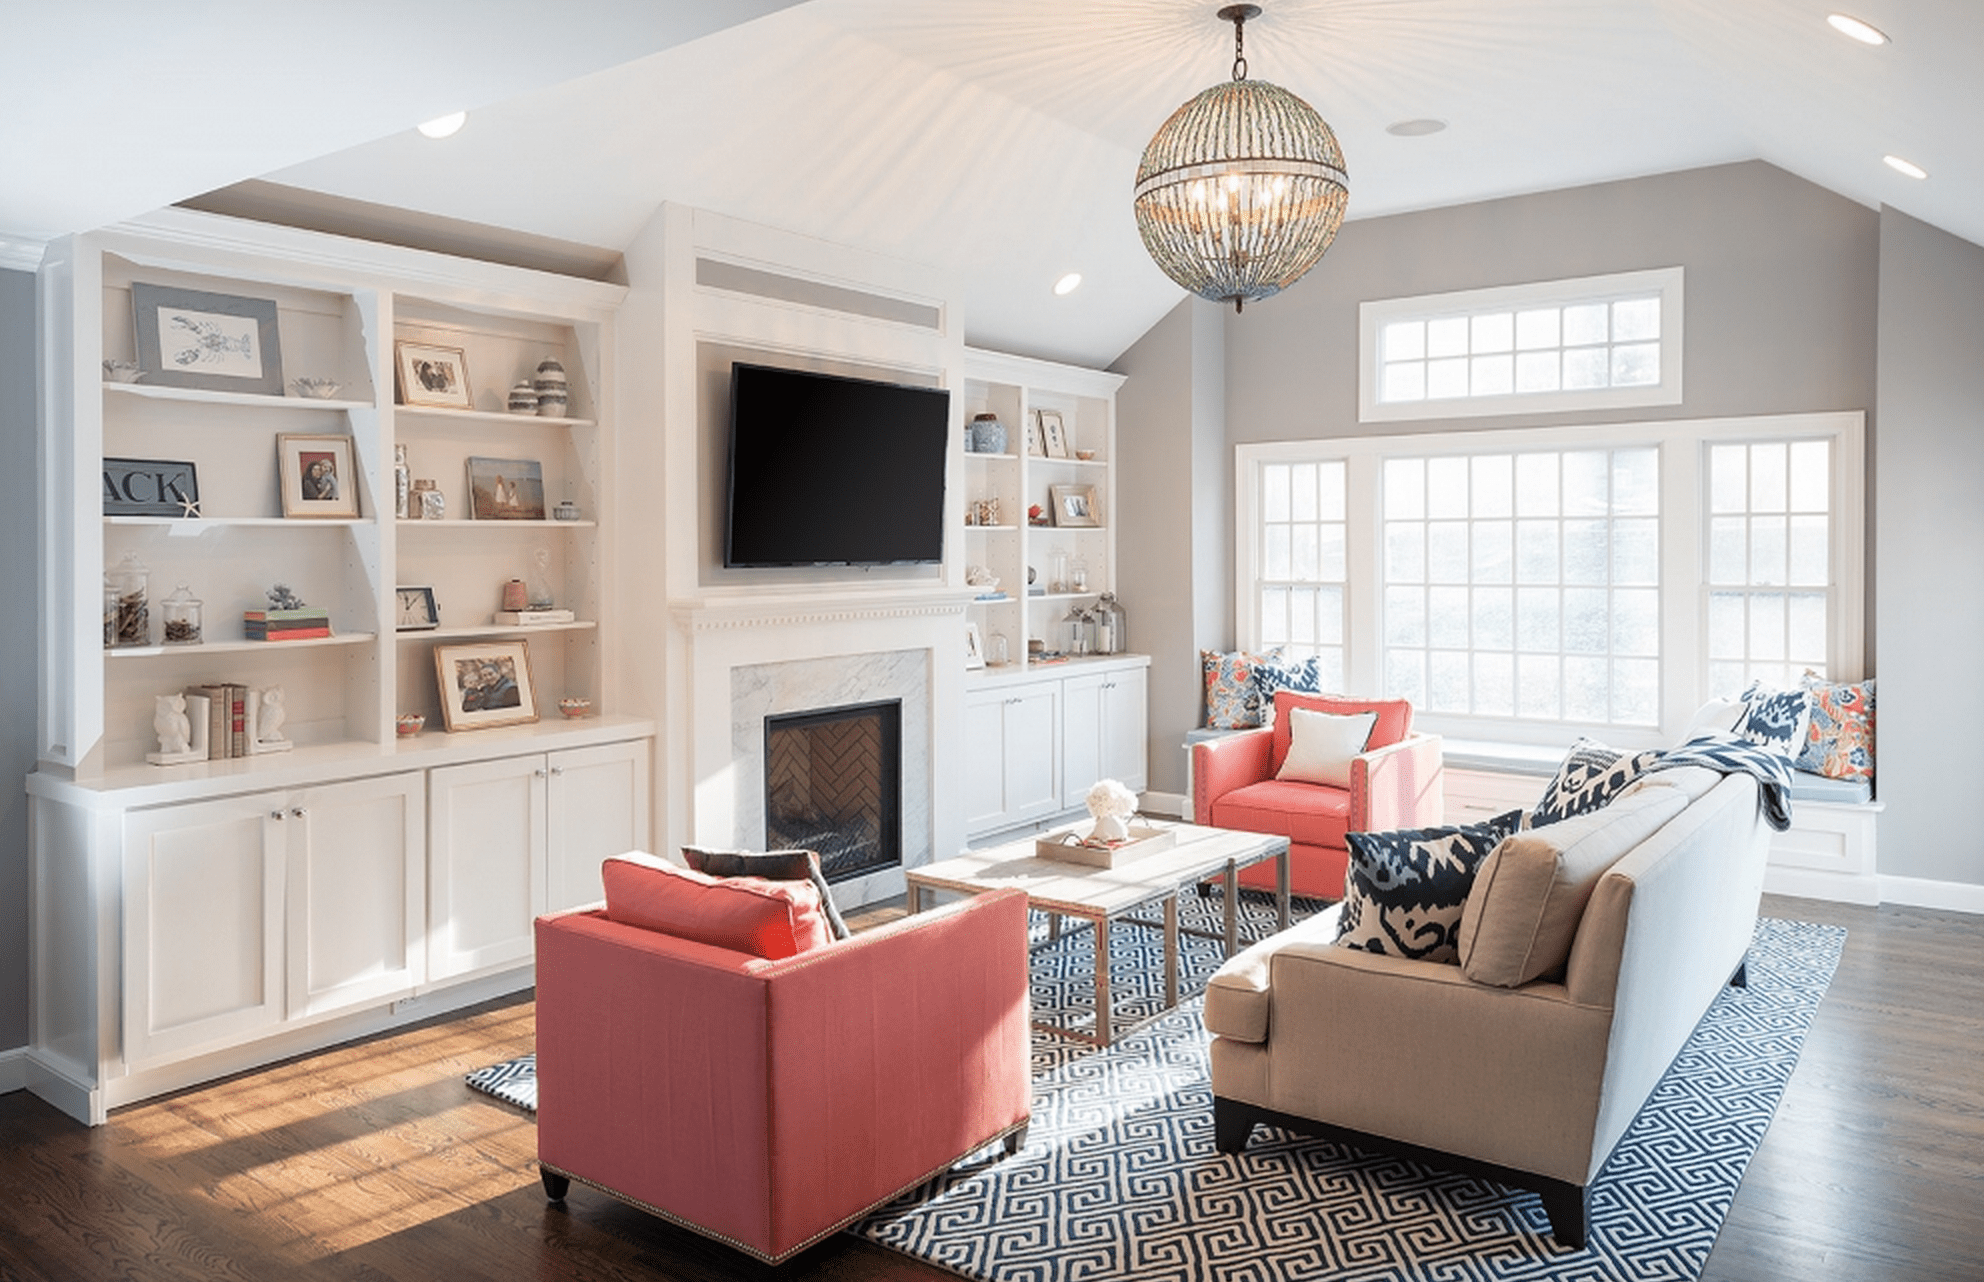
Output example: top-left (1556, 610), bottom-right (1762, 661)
top-left (1876, 874), bottom-right (1984, 916)
top-left (0, 1047), bottom-right (24, 1095)
top-left (1141, 790), bottom-right (1190, 819)
top-left (1763, 866), bottom-right (1880, 906)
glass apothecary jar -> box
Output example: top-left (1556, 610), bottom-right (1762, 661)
top-left (160, 583), bottom-right (203, 645)
top-left (108, 552), bottom-right (150, 648)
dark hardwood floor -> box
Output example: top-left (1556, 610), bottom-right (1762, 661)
top-left (1, 893), bottom-right (1978, 1281)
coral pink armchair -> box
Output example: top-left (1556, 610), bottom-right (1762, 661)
top-left (1194, 692), bottom-right (1444, 899)
top-left (534, 886), bottom-right (1032, 1264)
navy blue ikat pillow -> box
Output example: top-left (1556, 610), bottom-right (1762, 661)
top-left (1528, 738), bottom-right (1663, 828)
top-left (1335, 810), bottom-right (1524, 964)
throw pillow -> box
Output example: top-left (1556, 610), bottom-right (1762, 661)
top-left (602, 853), bottom-right (833, 960)
top-left (1796, 671), bottom-right (1875, 782)
top-left (1202, 648), bottom-right (1279, 729)
top-left (1253, 653), bottom-right (1323, 724)
top-left (1457, 785), bottom-right (1689, 988)
top-left (1335, 810), bottom-right (1524, 964)
top-left (1274, 707), bottom-right (1378, 789)
top-left (682, 845), bottom-right (851, 940)
top-left (1733, 681), bottom-right (1813, 759)
top-left (1528, 739), bottom-right (1662, 828)
top-left (1682, 696), bottom-right (1747, 741)
top-left (1269, 691), bottom-right (1414, 777)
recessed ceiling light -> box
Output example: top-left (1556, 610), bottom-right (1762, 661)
top-left (1386, 118), bottom-right (1447, 138)
top-left (1883, 154), bottom-right (1928, 179)
top-left (417, 111), bottom-right (468, 139)
top-left (1826, 13), bottom-right (1889, 45)
top-left (1053, 273), bottom-right (1083, 296)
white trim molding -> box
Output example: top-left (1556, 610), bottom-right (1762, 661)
top-left (1877, 875), bottom-right (1984, 917)
top-left (0, 1047), bottom-right (26, 1095)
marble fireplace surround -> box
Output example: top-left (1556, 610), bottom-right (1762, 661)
top-left (673, 588), bottom-right (970, 909)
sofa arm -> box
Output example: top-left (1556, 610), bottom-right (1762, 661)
top-left (1351, 732), bottom-right (1444, 832)
top-left (1193, 727), bottom-right (1274, 823)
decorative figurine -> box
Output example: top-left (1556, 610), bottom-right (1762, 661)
top-left (251, 686), bottom-right (292, 753)
top-left (147, 693), bottom-right (203, 765)
top-left (1086, 779), bottom-right (1138, 844)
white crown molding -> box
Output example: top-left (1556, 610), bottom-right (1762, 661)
top-left (671, 588), bottom-right (973, 633)
top-left (0, 237), bottom-right (48, 272)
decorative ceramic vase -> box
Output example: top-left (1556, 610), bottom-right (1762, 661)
top-left (969, 413), bottom-right (1006, 454)
top-left (508, 380), bottom-right (539, 413)
top-left (553, 499), bottom-right (580, 522)
top-left (534, 359), bottom-right (569, 418)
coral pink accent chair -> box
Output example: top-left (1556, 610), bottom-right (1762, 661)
top-left (1193, 691), bottom-right (1444, 899)
top-left (534, 880), bottom-right (1032, 1265)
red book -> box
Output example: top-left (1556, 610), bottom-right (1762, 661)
top-left (254, 627), bottom-right (333, 640)
top-left (230, 685), bottom-right (247, 756)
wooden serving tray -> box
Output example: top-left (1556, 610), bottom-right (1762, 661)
top-left (1036, 824), bottom-right (1176, 869)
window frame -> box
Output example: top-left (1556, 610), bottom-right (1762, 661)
top-left (1358, 268), bottom-right (1686, 424)
top-left (1234, 411), bottom-right (1865, 752)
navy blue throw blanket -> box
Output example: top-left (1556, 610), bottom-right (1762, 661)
top-left (1650, 734), bottom-right (1794, 831)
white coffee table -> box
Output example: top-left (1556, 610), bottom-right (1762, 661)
top-left (904, 820), bottom-right (1290, 1047)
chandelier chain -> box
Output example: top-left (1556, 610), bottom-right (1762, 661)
top-left (1232, 12), bottom-right (1248, 80)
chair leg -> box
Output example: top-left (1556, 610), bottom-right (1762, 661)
top-left (1213, 1097), bottom-right (1258, 1154)
top-left (1537, 1180), bottom-right (1588, 1249)
top-left (540, 1167), bottom-right (570, 1201)
top-left (1003, 1124), bottom-right (1029, 1156)
top-left (1729, 955), bottom-right (1749, 989)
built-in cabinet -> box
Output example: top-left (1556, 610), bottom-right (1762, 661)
top-left (28, 211), bottom-right (653, 1125)
top-left (963, 655), bottom-right (1150, 840)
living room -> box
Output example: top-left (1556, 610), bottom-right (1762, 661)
top-left (3, 3), bottom-right (1982, 1279)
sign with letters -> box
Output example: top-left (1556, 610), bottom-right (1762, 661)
top-left (103, 457), bottom-right (200, 517)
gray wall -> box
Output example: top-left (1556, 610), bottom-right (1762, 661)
top-left (2, 267), bottom-right (36, 1050)
top-left (1873, 208), bottom-right (1984, 887)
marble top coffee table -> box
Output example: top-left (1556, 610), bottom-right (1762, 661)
top-left (904, 820), bottom-right (1290, 1047)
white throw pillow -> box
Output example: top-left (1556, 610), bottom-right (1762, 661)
top-left (1682, 696), bottom-right (1746, 741)
top-left (1275, 707), bottom-right (1378, 789)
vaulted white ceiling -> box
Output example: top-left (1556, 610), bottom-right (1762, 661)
top-left (7, 1), bottom-right (1978, 369)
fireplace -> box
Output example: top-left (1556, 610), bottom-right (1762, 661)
top-left (764, 700), bottom-right (902, 884)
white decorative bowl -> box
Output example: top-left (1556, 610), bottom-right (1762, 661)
top-left (291, 378), bottom-right (341, 399)
top-left (558, 696), bottom-right (592, 719)
top-left (103, 360), bottom-right (143, 383)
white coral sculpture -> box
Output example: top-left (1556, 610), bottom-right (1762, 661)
top-left (1085, 778), bottom-right (1137, 843)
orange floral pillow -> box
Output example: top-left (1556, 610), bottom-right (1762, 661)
top-left (1797, 672), bottom-right (1874, 782)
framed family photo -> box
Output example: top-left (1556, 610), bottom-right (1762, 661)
top-left (396, 340), bottom-right (473, 409)
top-left (466, 456), bottom-right (547, 520)
top-left (131, 282), bottom-right (285, 395)
top-left (434, 640), bottom-right (538, 731)
top-left (276, 433), bottom-right (361, 518)
top-left (1051, 483), bottom-right (1099, 528)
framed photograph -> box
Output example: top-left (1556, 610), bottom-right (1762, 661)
top-left (1022, 414), bottom-right (1044, 457)
top-left (1051, 483), bottom-right (1100, 528)
top-left (395, 586), bottom-right (440, 632)
top-left (103, 457), bottom-right (200, 517)
top-left (1039, 409), bottom-right (1070, 459)
top-left (131, 283), bottom-right (284, 395)
top-left (964, 621), bottom-right (986, 670)
top-left (466, 456), bottom-right (547, 520)
top-left (395, 340), bottom-right (473, 410)
top-left (276, 433), bottom-right (361, 519)
top-left (433, 640), bottom-right (539, 731)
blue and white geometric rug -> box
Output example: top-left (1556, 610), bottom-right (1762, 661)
top-left (850, 914), bottom-right (1844, 1282)
top-left (466, 1052), bottom-right (537, 1111)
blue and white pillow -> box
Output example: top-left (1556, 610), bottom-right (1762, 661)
top-left (1252, 653), bottom-right (1323, 725)
top-left (1336, 810), bottom-right (1524, 963)
top-left (1528, 739), bottom-right (1662, 828)
top-left (1735, 682), bottom-right (1813, 760)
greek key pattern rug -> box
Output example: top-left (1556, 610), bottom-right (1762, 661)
top-left (852, 915), bottom-right (1845, 1282)
top-left (465, 1051), bottom-right (537, 1112)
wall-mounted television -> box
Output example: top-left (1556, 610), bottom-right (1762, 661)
top-left (724, 362), bottom-right (950, 568)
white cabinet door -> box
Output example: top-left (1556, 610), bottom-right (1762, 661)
top-left (428, 755), bottom-right (547, 980)
top-left (1060, 673), bottom-right (1107, 805)
top-left (545, 740), bottom-right (651, 913)
top-left (1061, 667), bottom-right (1148, 800)
top-left (1002, 682), bottom-right (1063, 826)
top-left (123, 792), bottom-right (286, 1067)
top-left (286, 773), bottom-right (426, 1020)
top-left (963, 689), bottom-right (1014, 835)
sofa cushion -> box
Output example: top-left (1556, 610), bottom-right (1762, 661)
top-left (1335, 810), bottom-right (1523, 963)
top-left (1734, 681), bottom-right (1813, 760)
top-left (1210, 779), bottom-right (1354, 849)
top-left (602, 853), bottom-right (833, 960)
top-left (1458, 785), bottom-right (1690, 988)
top-left (1204, 904), bottom-right (1346, 1043)
top-left (1275, 708), bottom-right (1377, 789)
top-left (1270, 691), bottom-right (1412, 776)
top-left (1796, 671), bottom-right (1874, 782)
top-left (681, 845), bottom-right (851, 940)
top-left (1529, 738), bottom-right (1661, 827)
top-left (1202, 648), bottom-right (1279, 729)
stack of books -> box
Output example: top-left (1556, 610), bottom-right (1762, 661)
top-left (243, 607), bottom-right (331, 640)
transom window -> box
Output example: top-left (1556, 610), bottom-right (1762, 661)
top-left (1359, 269), bottom-right (1684, 423)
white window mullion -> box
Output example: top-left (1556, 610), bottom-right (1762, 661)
top-left (1344, 452), bottom-right (1384, 695)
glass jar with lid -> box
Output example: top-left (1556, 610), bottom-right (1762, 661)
top-left (108, 552), bottom-right (150, 648)
top-left (160, 583), bottom-right (203, 645)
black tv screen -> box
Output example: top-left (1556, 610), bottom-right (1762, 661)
top-left (725, 363), bottom-right (950, 567)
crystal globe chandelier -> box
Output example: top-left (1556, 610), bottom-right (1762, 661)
top-left (1133, 4), bottom-right (1349, 312)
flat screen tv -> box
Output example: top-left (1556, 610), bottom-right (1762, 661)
top-left (725, 362), bottom-right (950, 567)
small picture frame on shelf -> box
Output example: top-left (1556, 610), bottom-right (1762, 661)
top-left (1039, 409), bottom-right (1070, 459)
top-left (465, 456), bottom-right (547, 520)
top-left (964, 621), bottom-right (987, 670)
top-left (395, 340), bottom-right (473, 410)
top-left (1022, 414), bottom-right (1044, 457)
top-left (395, 586), bottom-right (440, 632)
top-left (434, 639), bottom-right (539, 731)
top-left (103, 457), bottom-right (200, 518)
top-left (1051, 483), bottom-right (1099, 528)
top-left (131, 282), bottom-right (285, 395)
top-left (276, 433), bottom-right (361, 519)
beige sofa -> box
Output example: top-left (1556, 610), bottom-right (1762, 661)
top-left (1205, 766), bottom-right (1771, 1248)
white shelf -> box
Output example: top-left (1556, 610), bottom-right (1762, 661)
top-left (105, 632), bottom-right (378, 659)
top-left (395, 404), bottom-right (594, 428)
top-left (396, 518), bottom-right (597, 529)
top-left (105, 383), bottom-right (372, 413)
top-left (106, 516), bottom-right (368, 528)
top-left (965, 524), bottom-right (1020, 532)
top-left (964, 451), bottom-right (1018, 462)
top-left (398, 621), bottom-right (597, 641)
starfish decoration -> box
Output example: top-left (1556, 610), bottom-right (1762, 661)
top-left (177, 493), bottom-right (201, 518)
